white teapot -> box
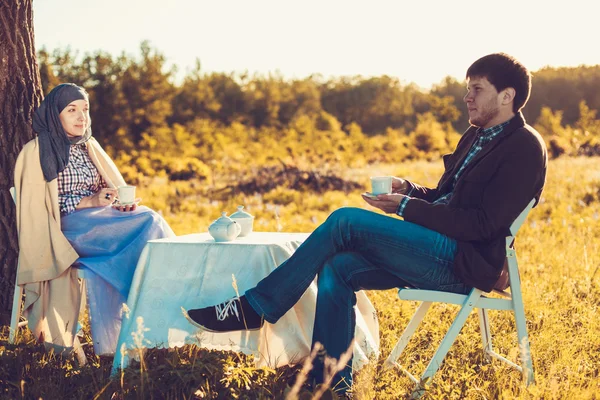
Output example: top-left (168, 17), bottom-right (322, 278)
top-left (208, 212), bottom-right (241, 242)
top-left (230, 205), bottom-right (254, 237)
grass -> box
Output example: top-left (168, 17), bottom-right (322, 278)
top-left (1, 156), bottom-right (599, 399)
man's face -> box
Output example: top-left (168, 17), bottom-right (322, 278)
top-left (463, 76), bottom-right (502, 128)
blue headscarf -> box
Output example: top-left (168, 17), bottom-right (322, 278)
top-left (33, 83), bottom-right (92, 182)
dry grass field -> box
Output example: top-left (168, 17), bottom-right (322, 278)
top-left (1, 156), bottom-right (599, 399)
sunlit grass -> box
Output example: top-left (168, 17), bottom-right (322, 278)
top-left (1, 156), bottom-right (599, 399)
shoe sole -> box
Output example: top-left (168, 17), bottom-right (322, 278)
top-left (181, 307), bottom-right (263, 333)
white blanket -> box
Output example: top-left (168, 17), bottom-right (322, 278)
top-left (112, 232), bottom-right (380, 374)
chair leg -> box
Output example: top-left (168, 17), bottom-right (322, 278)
top-left (73, 336), bottom-right (87, 366)
top-left (511, 289), bottom-right (534, 384)
top-left (507, 256), bottom-right (535, 385)
top-left (514, 313), bottom-right (534, 385)
top-left (478, 308), bottom-right (493, 361)
top-left (384, 301), bottom-right (432, 369)
top-left (79, 278), bottom-right (87, 318)
top-left (419, 289), bottom-right (483, 385)
top-left (75, 278), bottom-right (88, 366)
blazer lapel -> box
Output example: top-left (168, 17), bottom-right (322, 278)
top-left (438, 126), bottom-right (479, 191)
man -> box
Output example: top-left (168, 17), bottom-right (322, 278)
top-left (183, 53), bottom-right (548, 396)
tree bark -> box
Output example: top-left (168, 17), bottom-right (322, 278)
top-left (0, 0), bottom-right (42, 325)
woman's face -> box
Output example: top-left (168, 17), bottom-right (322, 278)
top-left (59, 99), bottom-right (90, 138)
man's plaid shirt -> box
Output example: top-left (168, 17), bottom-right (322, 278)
top-left (397, 119), bottom-right (510, 216)
top-left (58, 143), bottom-right (107, 215)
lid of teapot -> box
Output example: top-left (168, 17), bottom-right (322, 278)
top-left (211, 211), bottom-right (237, 226)
top-left (230, 205), bottom-right (254, 219)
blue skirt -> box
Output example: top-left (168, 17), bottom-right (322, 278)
top-left (61, 206), bottom-right (175, 355)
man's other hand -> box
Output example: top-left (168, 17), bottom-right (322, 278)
top-left (391, 177), bottom-right (409, 194)
top-left (362, 193), bottom-right (406, 214)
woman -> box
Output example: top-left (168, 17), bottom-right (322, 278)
top-left (14, 83), bottom-right (175, 356)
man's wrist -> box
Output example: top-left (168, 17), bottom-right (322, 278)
top-left (396, 196), bottom-right (411, 217)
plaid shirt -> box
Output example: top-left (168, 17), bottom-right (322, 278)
top-left (397, 120), bottom-right (510, 216)
top-left (58, 144), bottom-right (107, 215)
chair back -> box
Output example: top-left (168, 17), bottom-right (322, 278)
top-left (10, 187), bottom-right (16, 205)
top-left (509, 199), bottom-right (536, 236)
top-left (502, 198), bottom-right (536, 297)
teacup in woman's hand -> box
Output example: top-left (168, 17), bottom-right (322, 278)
top-left (118, 185), bottom-right (136, 204)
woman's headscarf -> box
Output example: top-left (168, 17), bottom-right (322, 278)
top-left (33, 83), bottom-right (93, 182)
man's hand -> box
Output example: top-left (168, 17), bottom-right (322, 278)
top-left (362, 193), bottom-right (406, 214)
top-left (391, 177), bottom-right (409, 194)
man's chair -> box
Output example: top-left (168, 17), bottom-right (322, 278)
top-left (8, 187), bottom-right (87, 365)
top-left (384, 199), bottom-right (536, 397)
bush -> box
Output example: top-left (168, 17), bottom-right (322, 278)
top-left (410, 112), bottom-right (456, 157)
top-left (163, 157), bottom-right (211, 181)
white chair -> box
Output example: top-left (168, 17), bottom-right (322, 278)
top-left (9, 187), bottom-right (87, 365)
top-left (384, 199), bottom-right (536, 397)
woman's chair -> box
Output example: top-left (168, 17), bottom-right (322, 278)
top-left (384, 199), bottom-right (536, 398)
top-left (8, 187), bottom-right (87, 364)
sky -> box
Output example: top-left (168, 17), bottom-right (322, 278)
top-left (32, 0), bottom-right (600, 90)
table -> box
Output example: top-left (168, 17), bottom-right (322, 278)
top-left (111, 232), bottom-right (380, 375)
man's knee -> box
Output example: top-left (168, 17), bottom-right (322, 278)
top-left (326, 207), bottom-right (365, 226)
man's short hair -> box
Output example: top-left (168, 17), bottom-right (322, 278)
top-left (466, 53), bottom-right (531, 113)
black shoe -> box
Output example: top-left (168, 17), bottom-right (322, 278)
top-left (182, 295), bottom-right (264, 332)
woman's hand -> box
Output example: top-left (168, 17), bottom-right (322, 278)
top-left (77, 188), bottom-right (118, 209)
top-left (391, 177), bottom-right (409, 194)
top-left (112, 198), bottom-right (141, 212)
top-left (362, 193), bottom-right (406, 214)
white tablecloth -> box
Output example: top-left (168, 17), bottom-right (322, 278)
top-left (111, 232), bottom-right (379, 375)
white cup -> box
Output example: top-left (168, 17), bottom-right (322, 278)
top-left (118, 185), bottom-right (136, 205)
top-left (370, 176), bottom-right (392, 195)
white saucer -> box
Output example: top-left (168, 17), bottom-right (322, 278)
top-left (362, 192), bottom-right (379, 199)
top-left (113, 200), bottom-right (140, 207)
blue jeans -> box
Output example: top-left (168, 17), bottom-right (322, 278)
top-left (245, 207), bottom-right (469, 393)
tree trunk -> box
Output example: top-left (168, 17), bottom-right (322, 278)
top-left (0, 0), bottom-right (42, 325)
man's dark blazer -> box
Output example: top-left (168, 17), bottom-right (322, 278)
top-left (403, 112), bottom-right (548, 291)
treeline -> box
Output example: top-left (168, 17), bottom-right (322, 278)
top-left (38, 42), bottom-right (600, 183)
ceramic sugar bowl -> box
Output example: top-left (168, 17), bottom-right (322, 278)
top-left (208, 212), bottom-right (241, 242)
top-left (230, 205), bottom-right (254, 237)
